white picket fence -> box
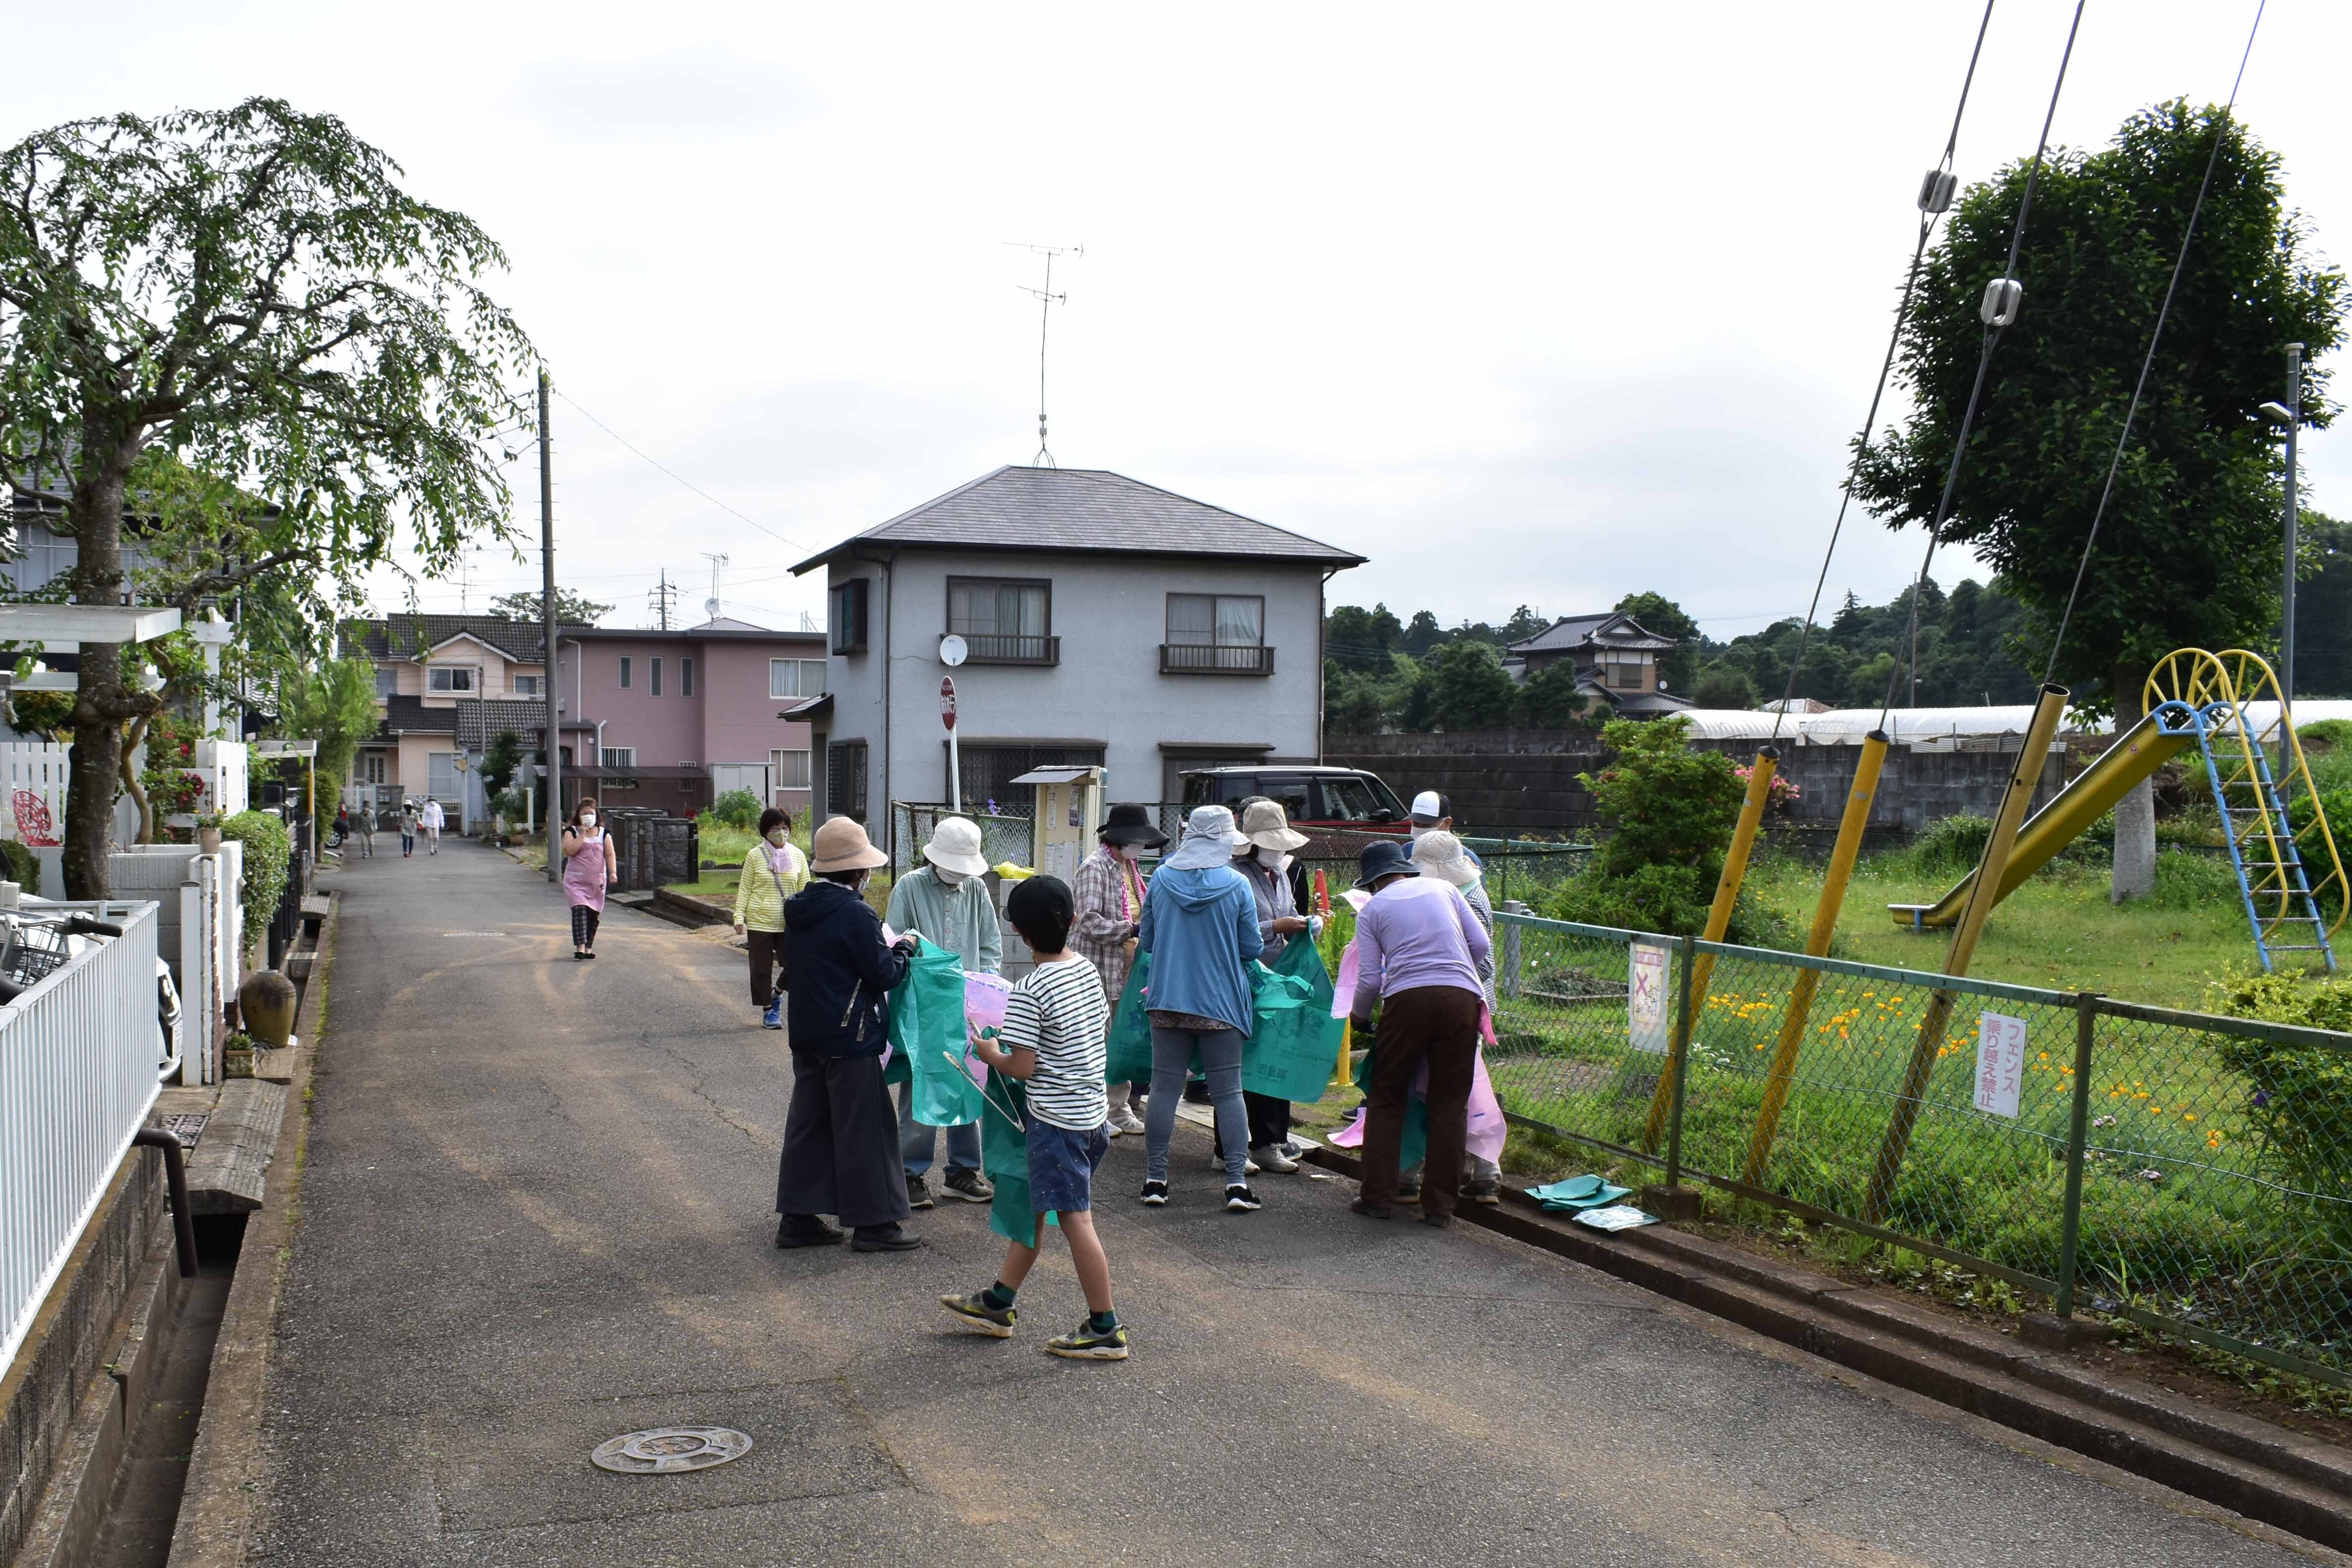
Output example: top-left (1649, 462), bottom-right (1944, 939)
top-left (0, 900), bottom-right (161, 1374)
top-left (0, 739), bottom-right (250, 897)
top-left (110, 844), bottom-right (243, 1086)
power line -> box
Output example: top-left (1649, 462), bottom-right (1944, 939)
top-left (549, 387), bottom-right (821, 556)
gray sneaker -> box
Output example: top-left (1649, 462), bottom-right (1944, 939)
top-left (907, 1175), bottom-right (936, 1211)
top-left (942, 1168), bottom-right (994, 1203)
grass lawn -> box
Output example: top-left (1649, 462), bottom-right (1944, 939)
top-left (663, 817), bottom-right (812, 903)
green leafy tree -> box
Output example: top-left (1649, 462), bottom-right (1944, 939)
top-left (0, 99), bottom-right (534, 896)
top-left (1400, 609), bottom-right (1445, 656)
top-left (1547, 716), bottom-right (1746, 936)
top-left (487, 589), bottom-right (610, 625)
top-left (1851, 101), bottom-right (2345, 896)
top-left (278, 654), bottom-right (381, 840)
top-left (479, 728), bottom-right (524, 797)
top-left (1514, 660), bottom-right (1593, 728)
top-left (1323, 603), bottom-right (1403, 671)
top-left (1498, 604), bottom-right (1550, 645)
top-left (1692, 663), bottom-right (1758, 709)
top-left (1429, 640), bottom-right (1518, 730)
top-left (1613, 592), bottom-right (1700, 694)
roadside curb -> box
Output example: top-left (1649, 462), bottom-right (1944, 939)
top-left (1299, 1140), bottom-right (2352, 1552)
top-left (164, 891), bottom-right (337, 1568)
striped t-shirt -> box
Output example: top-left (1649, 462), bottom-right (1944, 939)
top-left (1001, 956), bottom-right (1110, 1131)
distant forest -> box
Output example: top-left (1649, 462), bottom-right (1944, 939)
top-left (1324, 536), bottom-right (2352, 735)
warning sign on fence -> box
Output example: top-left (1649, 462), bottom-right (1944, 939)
top-left (1973, 1011), bottom-right (2027, 1119)
top-left (1628, 942), bottom-right (1669, 1055)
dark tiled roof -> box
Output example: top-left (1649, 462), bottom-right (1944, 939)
top-left (570, 763), bottom-right (708, 781)
top-left (377, 695), bottom-right (460, 737)
top-left (792, 466), bottom-right (1364, 573)
top-left (341, 615), bottom-right (591, 663)
top-left (1508, 612), bottom-right (1678, 654)
top-left (455, 698), bottom-right (559, 750)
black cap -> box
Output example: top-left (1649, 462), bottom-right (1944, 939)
top-left (1355, 839), bottom-right (1420, 889)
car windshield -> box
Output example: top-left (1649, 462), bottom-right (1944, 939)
top-left (1318, 776), bottom-right (1392, 822)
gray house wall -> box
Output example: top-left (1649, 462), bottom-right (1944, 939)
top-left (825, 548), bottom-right (1330, 836)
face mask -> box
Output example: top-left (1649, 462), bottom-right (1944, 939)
top-left (935, 867), bottom-right (966, 888)
top-left (766, 828), bottom-right (789, 846)
top-left (1116, 843), bottom-right (1142, 862)
top-left (580, 813), bottom-right (597, 827)
top-left (1256, 847), bottom-right (1283, 869)
top-left (1408, 823), bottom-right (1430, 841)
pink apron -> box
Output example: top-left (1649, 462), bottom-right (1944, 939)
top-left (563, 829), bottom-right (610, 910)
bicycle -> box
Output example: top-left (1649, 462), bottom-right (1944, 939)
top-left (0, 907), bottom-right (184, 1081)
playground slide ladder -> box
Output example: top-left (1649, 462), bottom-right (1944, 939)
top-left (2147, 649), bottom-right (2345, 975)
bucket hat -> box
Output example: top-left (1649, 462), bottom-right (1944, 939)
top-left (1355, 838), bottom-right (1419, 889)
top-left (1164, 805), bottom-right (1252, 871)
top-left (1099, 802), bottom-right (1170, 849)
top-left (1240, 799), bottom-right (1308, 854)
top-left (922, 815), bottom-right (991, 877)
top-left (1409, 829), bottom-right (1481, 888)
top-left (810, 815), bottom-right (888, 874)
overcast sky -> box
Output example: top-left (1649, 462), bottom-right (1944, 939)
top-left (11, 1), bottom-right (2347, 640)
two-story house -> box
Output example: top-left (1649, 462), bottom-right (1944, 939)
top-left (1504, 612), bottom-right (1693, 717)
top-left (789, 465), bottom-right (1364, 846)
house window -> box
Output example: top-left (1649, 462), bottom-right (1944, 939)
top-left (771, 658), bottom-right (829, 699)
top-left (427, 666), bottom-right (474, 693)
top-left (947, 577), bottom-right (1055, 663)
top-left (1163, 594), bottom-right (1270, 674)
top-left (771, 748), bottom-right (812, 791)
top-left (512, 674), bottom-right (542, 698)
top-left (650, 657), bottom-right (663, 697)
top-left (374, 666), bottom-right (397, 698)
top-left (681, 658), bottom-right (693, 698)
top-left (1603, 658), bottom-right (1646, 690)
top-left (827, 741), bottom-right (868, 823)
top-left (619, 656), bottom-right (632, 690)
top-left (831, 580), bottom-right (870, 654)
top-left (427, 752), bottom-right (460, 803)
top-left (601, 747), bottom-right (637, 769)
top-left (361, 752), bottom-right (387, 785)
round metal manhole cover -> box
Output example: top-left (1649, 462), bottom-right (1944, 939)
top-left (590, 1426), bottom-right (753, 1474)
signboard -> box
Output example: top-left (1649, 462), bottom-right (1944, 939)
top-left (1973, 1011), bottom-right (2028, 1119)
top-left (940, 676), bottom-right (957, 732)
top-left (1628, 941), bottom-right (1670, 1055)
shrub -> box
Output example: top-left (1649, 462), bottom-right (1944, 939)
top-left (1911, 812), bottom-right (1992, 875)
top-left (1582, 717), bottom-right (1743, 880)
top-left (709, 788), bottom-right (762, 829)
top-left (2207, 971), bottom-right (2352, 1250)
top-left (0, 838), bottom-right (36, 891)
top-left (2297, 718), bottom-right (2352, 754)
top-left (220, 810), bottom-right (292, 958)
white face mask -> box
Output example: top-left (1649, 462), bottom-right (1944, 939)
top-left (579, 813), bottom-right (597, 828)
top-left (935, 866), bottom-right (966, 888)
top-left (1115, 842), bottom-right (1142, 862)
top-left (1255, 847), bottom-right (1283, 869)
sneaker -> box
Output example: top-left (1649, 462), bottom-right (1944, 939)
top-left (1250, 1143), bottom-right (1299, 1174)
top-left (1350, 1197), bottom-right (1394, 1220)
top-left (1139, 1181), bottom-right (1169, 1206)
top-left (1462, 1179), bottom-right (1502, 1207)
top-left (850, 1223), bottom-right (923, 1253)
top-left (775, 1216), bottom-right (844, 1249)
top-left (1224, 1184), bottom-right (1263, 1213)
top-left (1420, 1211), bottom-right (1453, 1229)
top-left (907, 1175), bottom-right (936, 1211)
top-left (1110, 1108), bottom-right (1146, 1136)
top-left (761, 998), bottom-right (783, 1030)
top-left (940, 1290), bottom-right (1017, 1338)
top-left (1210, 1151), bottom-right (1263, 1176)
top-left (1101, 1118), bottom-right (1122, 1140)
top-left (1278, 1139), bottom-right (1302, 1160)
top-left (1396, 1184), bottom-right (1422, 1204)
top-left (1046, 1321), bottom-right (1130, 1360)
top-left (942, 1168), bottom-right (994, 1203)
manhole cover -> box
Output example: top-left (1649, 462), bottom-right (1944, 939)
top-left (589, 1426), bottom-right (753, 1475)
top-left (161, 1113), bottom-right (209, 1151)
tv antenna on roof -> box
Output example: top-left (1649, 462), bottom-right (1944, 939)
top-left (1008, 242), bottom-right (1082, 468)
top-left (701, 551), bottom-right (729, 623)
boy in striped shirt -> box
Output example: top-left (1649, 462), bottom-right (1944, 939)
top-left (943, 875), bottom-right (1125, 1359)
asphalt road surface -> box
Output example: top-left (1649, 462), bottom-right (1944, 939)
top-left (245, 845), bottom-right (2332, 1566)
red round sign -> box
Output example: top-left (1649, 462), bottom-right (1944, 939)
top-left (940, 676), bottom-right (957, 731)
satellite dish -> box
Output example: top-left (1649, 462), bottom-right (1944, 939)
top-left (939, 634), bottom-right (968, 667)
top-left (704, 597), bottom-right (720, 618)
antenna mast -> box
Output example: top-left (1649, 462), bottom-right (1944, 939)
top-left (700, 551), bottom-right (730, 624)
top-left (1008, 241), bottom-right (1082, 467)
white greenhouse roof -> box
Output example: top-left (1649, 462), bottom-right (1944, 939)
top-left (1673, 698), bottom-right (2352, 746)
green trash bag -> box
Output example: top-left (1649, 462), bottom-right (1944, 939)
top-left (1104, 950), bottom-right (1158, 1088)
top-left (977, 1075), bottom-right (1058, 1247)
top-left (890, 937), bottom-right (984, 1128)
top-left (1241, 939), bottom-right (1344, 1102)
top-left (1350, 1018), bottom-right (1428, 1171)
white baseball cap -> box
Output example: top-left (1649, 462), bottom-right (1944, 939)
top-left (1410, 790), bottom-right (1446, 821)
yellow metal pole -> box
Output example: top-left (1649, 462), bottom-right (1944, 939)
top-left (1643, 747), bottom-right (1777, 1149)
top-left (1863, 684), bottom-right (2069, 1222)
top-left (1739, 731), bottom-right (1888, 1182)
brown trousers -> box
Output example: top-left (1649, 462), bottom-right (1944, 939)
top-left (747, 928), bottom-right (790, 1007)
top-left (1358, 985), bottom-right (1484, 1217)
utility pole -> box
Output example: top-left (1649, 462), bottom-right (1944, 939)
top-left (648, 570), bottom-right (677, 631)
top-left (2283, 342), bottom-right (2303, 714)
top-left (539, 369), bottom-right (563, 884)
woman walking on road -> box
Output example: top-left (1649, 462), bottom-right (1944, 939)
top-left (561, 799), bottom-right (618, 959)
top-left (398, 800), bottom-right (419, 858)
top-left (775, 817), bottom-right (921, 1253)
top-left (1071, 804), bottom-right (1166, 1135)
top-left (734, 808), bottom-right (807, 1029)
top-left (1136, 806), bottom-right (1264, 1214)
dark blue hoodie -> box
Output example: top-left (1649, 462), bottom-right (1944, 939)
top-left (783, 879), bottom-right (909, 1056)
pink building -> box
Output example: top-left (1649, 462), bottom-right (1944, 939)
top-left (555, 620), bottom-right (829, 821)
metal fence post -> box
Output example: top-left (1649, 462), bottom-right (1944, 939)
top-left (1665, 930), bottom-right (1696, 1189)
top-left (2056, 991), bottom-right (2099, 1318)
top-left (1500, 901), bottom-right (1527, 1001)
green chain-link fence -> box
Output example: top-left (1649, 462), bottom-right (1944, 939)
top-left (1486, 910), bottom-right (2352, 1387)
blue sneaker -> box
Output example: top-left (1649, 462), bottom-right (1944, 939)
top-left (762, 997), bottom-right (783, 1030)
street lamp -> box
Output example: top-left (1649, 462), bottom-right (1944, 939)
top-left (2260, 343), bottom-right (2304, 716)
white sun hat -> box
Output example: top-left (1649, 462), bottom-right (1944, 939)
top-left (923, 816), bottom-right (991, 877)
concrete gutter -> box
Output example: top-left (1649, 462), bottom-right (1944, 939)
top-left (1300, 1141), bottom-right (2352, 1552)
top-left (164, 891), bottom-right (337, 1568)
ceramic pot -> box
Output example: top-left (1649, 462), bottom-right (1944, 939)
top-left (239, 969), bottom-right (298, 1046)
top-left (199, 827), bottom-right (222, 855)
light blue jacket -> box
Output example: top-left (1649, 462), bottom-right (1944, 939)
top-left (1137, 865), bottom-right (1264, 1035)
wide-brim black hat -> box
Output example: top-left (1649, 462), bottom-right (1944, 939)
top-left (1355, 838), bottom-right (1420, 889)
top-left (1099, 803), bottom-right (1170, 849)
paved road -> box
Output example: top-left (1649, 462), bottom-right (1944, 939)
top-left (247, 845), bottom-right (2326, 1566)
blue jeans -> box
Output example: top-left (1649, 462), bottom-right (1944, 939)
top-left (1145, 1026), bottom-right (1250, 1186)
top-left (897, 1080), bottom-right (980, 1177)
